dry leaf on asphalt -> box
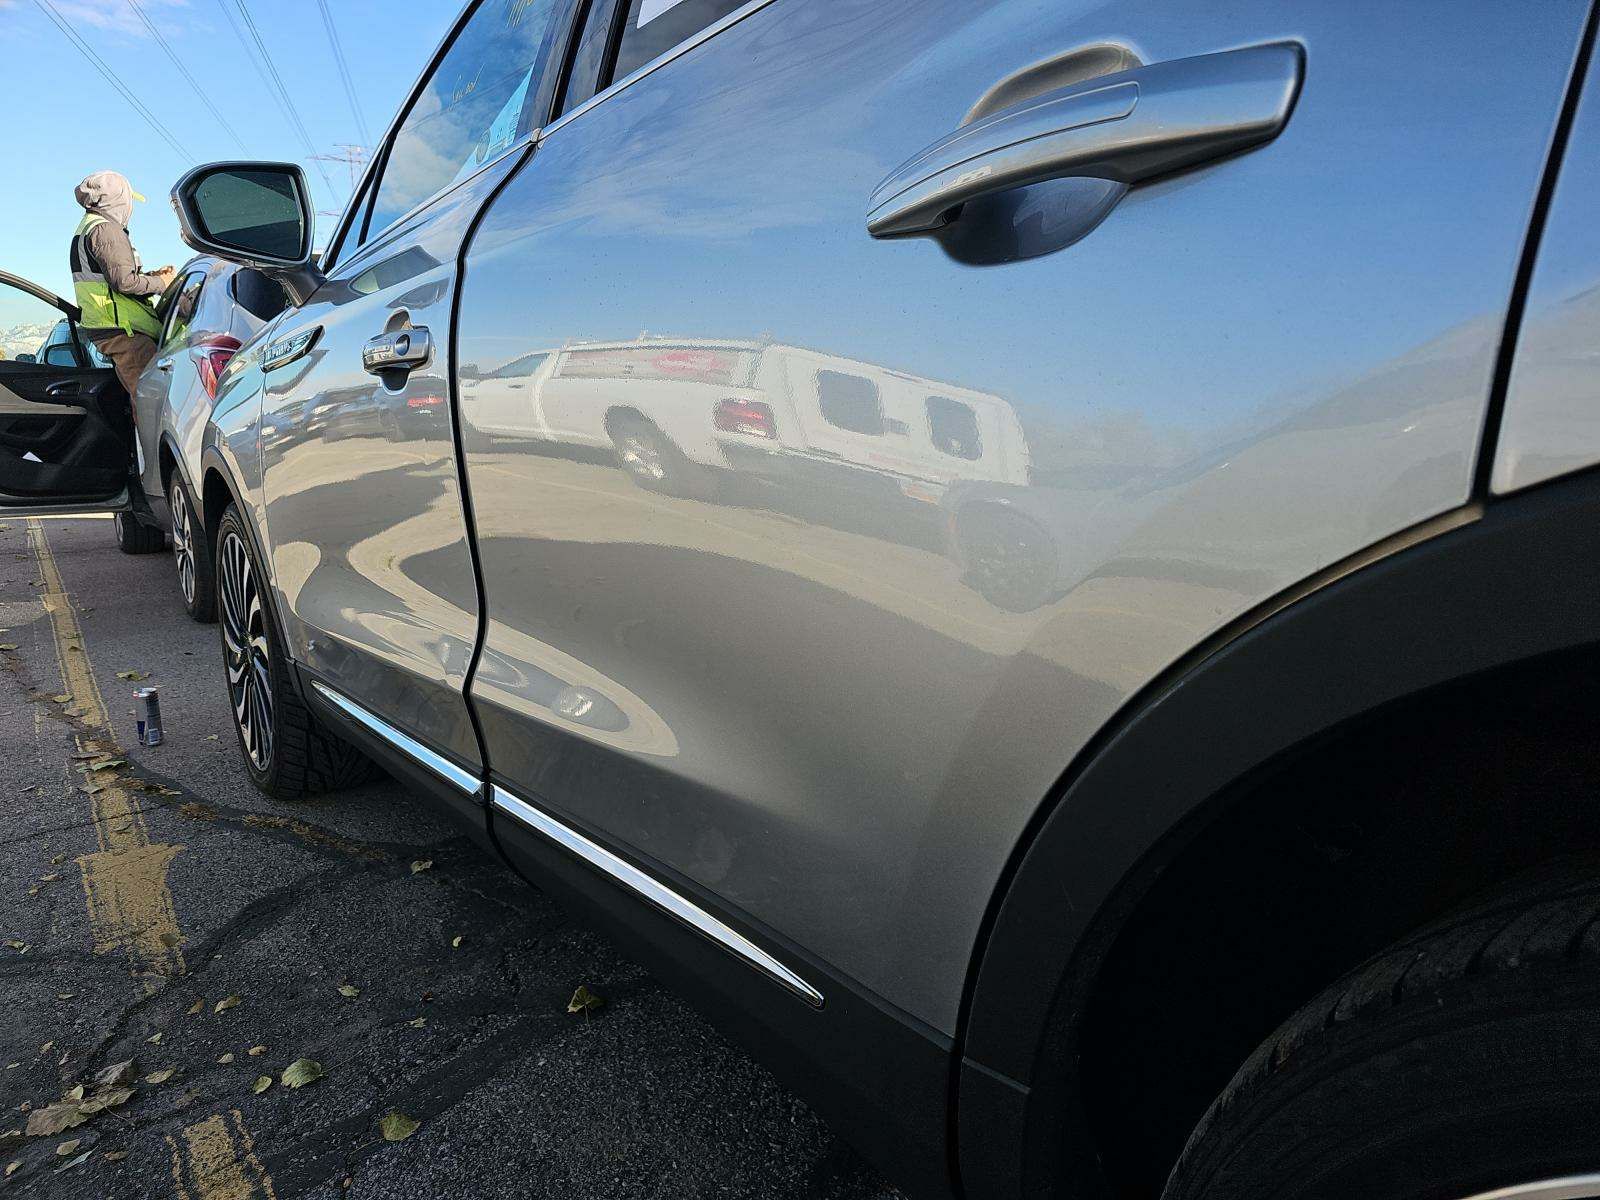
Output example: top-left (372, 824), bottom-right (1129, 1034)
top-left (103, 1150), bottom-right (127, 1162)
top-left (407, 1017), bottom-right (426, 1028)
top-left (280, 1059), bottom-right (323, 1089)
top-left (145, 1068), bottom-right (176, 1085)
top-left (39, 1041), bottom-right (52, 1054)
top-left (379, 1111), bottom-right (419, 1142)
top-left (64, 1085), bottom-right (83, 1102)
top-left (410, 859), bottom-right (433, 874)
top-left (55, 1140), bottom-right (80, 1157)
top-left (567, 985), bottom-right (604, 1015)
top-left (252, 1075), bottom-right (272, 1095)
top-left (337, 984), bottom-right (360, 998)
top-left (115, 671), bottom-right (148, 682)
top-left (247, 1046), bottom-right (267, 1057)
top-left (54, 1151), bottom-right (91, 1173)
top-left (4, 1162), bottom-right (16, 1177)
top-left (25, 1103), bottom-right (84, 1137)
top-left (0, 645), bottom-right (17, 653)
top-left (214, 996), bottom-right (241, 1013)
top-left (51, 695), bottom-right (71, 705)
top-left (78, 1089), bottom-right (133, 1116)
top-left (186, 999), bottom-right (204, 1016)
top-left (92, 1061), bottom-right (137, 1090)
top-left (217, 1053), bottom-right (234, 1064)
top-left (145, 1033), bottom-right (162, 1045)
top-left (451, 935), bottom-right (463, 948)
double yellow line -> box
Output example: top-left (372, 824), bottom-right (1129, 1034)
top-left (27, 520), bottom-right (275, 1200)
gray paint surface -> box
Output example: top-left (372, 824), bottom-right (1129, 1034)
top-left (455, 0), bottom-right (1584, 1032)
top-left (1493, 33), bottom-right (1600, 495)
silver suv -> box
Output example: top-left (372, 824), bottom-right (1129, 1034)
top-left (17, 2), bottom-right (1600, 1197)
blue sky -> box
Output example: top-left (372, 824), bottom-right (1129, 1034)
top-left (0, 0), bottom-right (457, 324)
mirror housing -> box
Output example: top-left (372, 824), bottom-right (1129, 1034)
top-left (15, 353), bottom-right (35, 364)
top-left (171, 162), bottom-right (325, 305)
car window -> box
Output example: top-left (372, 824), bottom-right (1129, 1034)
top-left (610, 0), bottom-right (746, 84)
top-left (362, 0), bottom-right (566, 246)
top-left (927, 395), bottom-right (982, 461)
top-left (816, 370), bottom-right (883, 436)
top-left (162, 271), bottom-right (207, 350)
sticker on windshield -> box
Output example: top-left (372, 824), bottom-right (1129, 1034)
top-left (637, 0), bottom-right (689, 26)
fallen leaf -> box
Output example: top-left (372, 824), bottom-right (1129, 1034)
top-left (247, 1046), bottom-right (266, 1057)
top-left (78, 1089), bottom-right (132, 1116)
top-left (205, 734), bottom-right (219, 741)
top-left (103, 1150), bottom-right (127, 1162)
top-left (378, 1111), bottom-right (419, 1142)
top-left (407, 1017), bottom-right (426, 1029)
top-left (48, 854), bottom-right (64, 865)
top-left (65, 1085), bottom-right (83, 1102)
top-left (145, 1033), bottom-right (162, 1045)
top-left (214, 995), bottom-right (241, 1014)
top-left (54, 1151), bottom-right (91, 1173)
top-left (91, 1061), bottom-right (137, 1090)
top-left (54, 995), bottom-right (72, 1002)
top-left (39, 1042), bottom-right (52, 1053)
top-left (337, 984), bottom-right (359, 998)
top-left (115, 671), bottom-right (148, 682)
top-left (280, 1059), bottom-right (323, 1089)
top-left (145, 1068), bottom-right (176, 1085)
top-left (24, 1102), bottom-right (85, 1137)
top-left (88, 758), bottom-right (126, 772)
top-left (567, 985), bottom-right (604, 1016)
top-left (410, 859), bottom-right (433, 874)
top-left (217, 1053), bottom-right (234, 1064)
top-left (4, 1162), bottom-right (16, 1177)
top-left (51, 695), bottom-right (71, 705)
top-left (39, 874), bottom-right (59, 883)
top-left (251, 1075), bottom-right (271, 1095)
top-left (451, 935), bottom-right (463, 949)
top-left (55, 1140), bottom-right (80, 1157)
top-left (0, 645), bottom-right (16, 653)
top-left (187, 999), bottom-right (204, 1016)
top-left (4, 941), bottom-right (26, 952)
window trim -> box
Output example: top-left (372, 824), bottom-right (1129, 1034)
top-left (543, 0), bottom-right (778, 140)
top-left (159, 270), bottom-right (208, 351)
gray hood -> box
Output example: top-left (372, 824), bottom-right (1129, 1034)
top-left (74, 170), bottom-right (137, 228)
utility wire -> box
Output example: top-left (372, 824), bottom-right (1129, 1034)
top-left (214, 0), bottom-right (338, 201)
top-left (128, 0), bottom-right (249, 155)
top-left (33, 0), bottom-right (193, 163)
top-left (315, 0), bottom-right (371, 148)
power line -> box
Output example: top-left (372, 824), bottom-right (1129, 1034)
top-left (214, 0), bottom-right (338, 201)
top-left (127, 0), bottom-right (249, 155)
top-left (315, 0), bottom-right (371, 148)
top-left (33, 0), bottom-right (193, 163)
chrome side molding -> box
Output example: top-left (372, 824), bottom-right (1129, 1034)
top-left (309, 681), bottom-right (482, 798)
top-left (492, 785), bottom-right (825, 1009)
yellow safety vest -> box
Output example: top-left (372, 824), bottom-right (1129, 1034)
top-left (69, 213), bottom-right (162, 339)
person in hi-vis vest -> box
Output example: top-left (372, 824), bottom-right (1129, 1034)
top-left (69, 171), bottom-right (175, 395)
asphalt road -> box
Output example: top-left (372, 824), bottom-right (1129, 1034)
top-left (0, 515), bottom-right (900, 1200)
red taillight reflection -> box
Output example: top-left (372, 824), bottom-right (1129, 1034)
top-left (713, 398), bottom-right (776, 439)
top-left (193, 334), bottom-right (243, 400)
top-left (407, 395), bottom-right (445, 409)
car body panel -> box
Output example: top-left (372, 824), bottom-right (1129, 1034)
top-left (251, 155), bottom-right (526, 771)
top-left (454, 0), bottom-right (1588, 1034)
top-left (1492, 33), bottom-right (1600, 495)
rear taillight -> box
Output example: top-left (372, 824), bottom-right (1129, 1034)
top-left (713, 397), bottom-right (777, 439)
top-left (193, 334), bottom-right (243, 400)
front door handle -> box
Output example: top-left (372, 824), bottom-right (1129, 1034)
top-left (362, 326), bottom-right (433, 377)
top-left (866, 42), bottom-right (1303, 239)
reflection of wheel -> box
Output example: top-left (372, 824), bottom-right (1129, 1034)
top-left (1164, 860), bottom-right (1600, 1200)
top-left (114, 510), bottom-right (165, 555)
top-left (168, 475), bottom-right (215, 623)
top-left (217, 504), bottom-right (379, 799)
top-left (956, 506), bottom-right (1056, 613)
top-left (608, 413), bottom-right (717, 500)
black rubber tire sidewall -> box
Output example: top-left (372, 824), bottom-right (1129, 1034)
top-left (169, 475), bottom-right (216, 624)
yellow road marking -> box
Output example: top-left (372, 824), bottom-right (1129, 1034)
top-left (166, 1111), bottom-right (277, 1200)
top-left (27, 519), bottom-right (187, 986)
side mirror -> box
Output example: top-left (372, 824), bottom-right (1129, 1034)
top-left (172, 162), bottom-right (324, 305)
top-left (15, 353), bottom-right (35, 363)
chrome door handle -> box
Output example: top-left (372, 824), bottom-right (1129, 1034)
top-left (362, 326), bottom-right (433, 376)
top-left (866, 42), bottom-right (1303, 238)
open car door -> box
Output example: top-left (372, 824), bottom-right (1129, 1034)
top-left (0, 269), bottom-right (134, 514)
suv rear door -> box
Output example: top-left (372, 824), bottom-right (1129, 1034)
top-left (0, 270), bottom-right (131, 514)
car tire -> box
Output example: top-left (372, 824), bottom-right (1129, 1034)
top-left (114, 510), bottom-right (166, 555)
top-left (955, 506), bottom-right (1057, 613)
top-left (168, 475), bottom-right (216, 624)
top-left (1162, 859), bottom-right (1600, 1200)
top-left (215, 503), bottom-right (381, 799)
top-left (608, 413), bottom-right (718, 500)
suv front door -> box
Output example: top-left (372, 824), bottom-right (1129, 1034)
top-left (0, 270), bottom-right (131, 514)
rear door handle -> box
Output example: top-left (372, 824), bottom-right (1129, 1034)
top-left (867, 42), bottom-right (1303, 238)
top-left (363, 327), bottom-right (433, 377)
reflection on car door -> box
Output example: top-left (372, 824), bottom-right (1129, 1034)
top-left (256, 0), bottom-right (574, 770)
top-left (456, 0), bottom-right (1585, 1048)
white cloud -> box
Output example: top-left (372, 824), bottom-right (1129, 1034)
top-left (1, 0), bottom-right (191, 40)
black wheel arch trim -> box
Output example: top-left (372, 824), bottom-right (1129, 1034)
top-left (957, 468), bottom-right (1600, 1199)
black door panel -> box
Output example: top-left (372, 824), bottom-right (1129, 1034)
top-left (0, 361), bottom-right (129, 502)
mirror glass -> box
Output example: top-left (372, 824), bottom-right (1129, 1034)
top-left (191, 168), bottom-right (308, 262)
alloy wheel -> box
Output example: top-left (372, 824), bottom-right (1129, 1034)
top-left (219, 529), bottom-right (273, 771)
top-left (171, 482), bottom-right (196, 607)
top-left (618, 433), bottom-right (667, 482)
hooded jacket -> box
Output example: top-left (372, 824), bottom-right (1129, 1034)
top-left (71, 171), bottom-right (167, 337)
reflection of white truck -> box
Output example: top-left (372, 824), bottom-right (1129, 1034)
top-left (463, 339), bottom-right (1029, 500)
